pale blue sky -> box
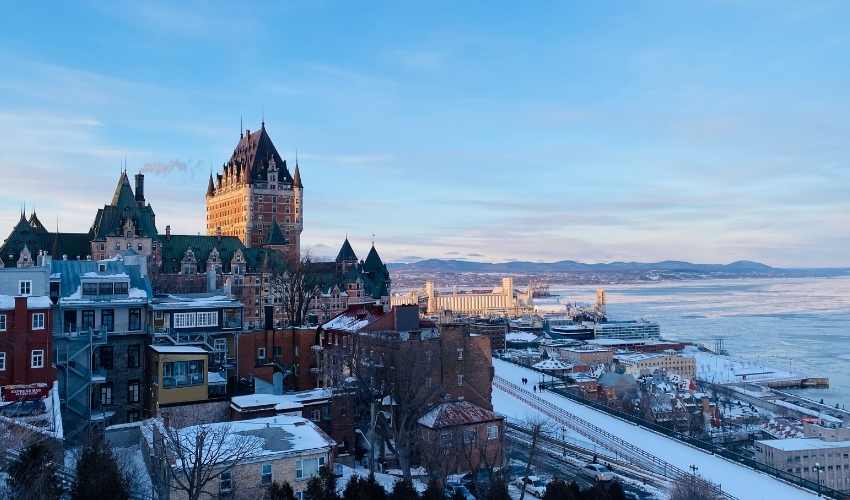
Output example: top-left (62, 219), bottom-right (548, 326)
top-left (1, 1), bottom-right (848, 266)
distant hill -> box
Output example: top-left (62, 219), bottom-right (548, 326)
top-left (388, 258), bottom-right (848, 277)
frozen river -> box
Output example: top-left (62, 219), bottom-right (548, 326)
top-left (552, 276), bottom-right (850, 407)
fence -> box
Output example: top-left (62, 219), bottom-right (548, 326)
top-left (495, 354), bottom-right (846, 499)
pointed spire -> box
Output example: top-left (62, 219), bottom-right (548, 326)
top-left (292, 165), bottom-right (302, 189)
top-left (335, 237), bottom-right (357, 263)
top-left (206, 172), bottom-right (216, 197)
top-left (240, 115), bottom-right (243, 139)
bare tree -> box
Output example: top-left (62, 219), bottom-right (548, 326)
top-left (670, 473), bottom-right (723, 500)
top-left (148, 418), bottom-right (264, 500)
top-left (271, 255), bottom-right (320, 327)
top-left (384, 342), bottom-right (443, 482)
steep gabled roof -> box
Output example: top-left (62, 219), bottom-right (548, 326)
top-left (90, 172), bottom-right (158, 240)
top-left (28, 212), bottom-right (48, 233)
top-left (226, 124), bottom-right (293, 185)
top-left (363, 245), bottom-right (385, 272)
top-left (0, 216), bottom-right (90, 266)
top-left (266, 220), bottom-right (288, 246)
top-left (335, 238), bottom-right (357, 263)
top-left (111, 171), bottom-right (136, 207)
top-left (292, 164), bottom-right (303, 189)
top-left (157, 234), bottom-right (288, 275)
top-left (417, 400), bottom-right (501, 429)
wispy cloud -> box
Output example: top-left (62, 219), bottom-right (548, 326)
top-left (141, 159), bottom-right (203, 176)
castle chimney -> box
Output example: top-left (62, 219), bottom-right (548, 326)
top-left (165, 225), bottom-right (171, 238)
top-left (135, 173), bottom-right (145, 206)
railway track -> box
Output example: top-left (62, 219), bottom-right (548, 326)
top-left (495, 375), bottom-right (737, 500)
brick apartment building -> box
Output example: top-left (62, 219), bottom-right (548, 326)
top-left (0, 253), bottom-right (55, 390)
top-left (237, 325), bottom-right (321, 392)
top-left (417, 400), bottom-right (504, 476)
top-left (321, 304), bottom-right (494, 411)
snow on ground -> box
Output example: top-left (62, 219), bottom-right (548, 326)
top-left (492, 358), bottom-right (820, 500)
top-left (335, 464), bottom-right (427, 494)
top-left (686, 349), bottom-right (802, 384)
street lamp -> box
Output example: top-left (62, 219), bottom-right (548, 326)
top-left (814, 462), bottom-right (823, 496)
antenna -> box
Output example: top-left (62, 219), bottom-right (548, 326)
top-left (240, 115), bottom-right (243, 138)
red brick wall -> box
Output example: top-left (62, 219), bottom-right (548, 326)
top-left (237, 328), bottom-right (319, 391)
top-left (0, 297), bottom-right (54, 387)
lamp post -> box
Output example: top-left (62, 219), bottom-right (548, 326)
top-left (814, 462), bottom-right (822, 496)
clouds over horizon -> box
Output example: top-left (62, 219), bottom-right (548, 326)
top-left (0, 2), bottom-right (849, 267)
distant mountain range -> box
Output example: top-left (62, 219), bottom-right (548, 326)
top-left (388, 259), bottom-right (850, 277)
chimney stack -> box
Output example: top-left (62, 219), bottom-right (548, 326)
top-left (165, 225), bottom-right (171, 238)
top-left (135, 173), bottom-right (145, 206)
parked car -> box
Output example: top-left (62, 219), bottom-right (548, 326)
top-left (583, 463), bottom-right (614, 482)
top-left (444, 482), bottom-right (477, 500)
top-left (513, 475), bottom-right (548, 498)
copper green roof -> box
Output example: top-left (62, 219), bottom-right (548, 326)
top-left (0, 215), bottom-right (91, 267)
top-left (90, 172), bottom-right (158, 240)
top-left (266, 220), bottom-right (288, 246)
top-left (335, 238), bottom-right (357, 263)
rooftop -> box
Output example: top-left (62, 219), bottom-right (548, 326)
top-left (0, 295), bottom-right (53, 310)
top-left (418, 400), bottom-right (501, 429)
top-left (148, 345), bottom-right (209, 354)
top-left (757, 437), bottom-right (850, 452)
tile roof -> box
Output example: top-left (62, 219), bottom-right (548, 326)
top-left (417, 400), bottom-right (501, 429)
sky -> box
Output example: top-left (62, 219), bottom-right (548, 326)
top-left (1, 1), bottom-right (849, 267)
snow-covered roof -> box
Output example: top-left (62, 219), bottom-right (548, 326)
top-left (322, 314), bottom-right (372, 332)
top-left (231, 388), bottom-right (333, 412)
top-left (532, 359), bottom-right (573, 371)
top-left (148, 345), bottom-right (208, 354)
top-left (505, 331), bottom-right (539, 343)
top-left (0, 295), bottom-right (53, 310)
top-left (757, 438), bottom-right (850, 452)
top-left (151, 293), bottom-right (241, 310)
top-left (208, 372), bottom-right (227, 385)
top-left (417, 400), bottom-right (501, 429)
top-left (148, 415), bottom-right (335, 469)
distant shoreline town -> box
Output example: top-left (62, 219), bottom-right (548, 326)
top-left (389, 259), bottom-right (850, 289)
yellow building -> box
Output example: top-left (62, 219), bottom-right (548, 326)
top-left (615, 352), bottom-right (696, 379)
top-left (392, 277), bottom-right (532, 316)
top-left (147, 345), bottom-right (211, 413)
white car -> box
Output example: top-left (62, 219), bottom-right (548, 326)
top-left (514, 475), bottom-right (548, 497)
top-left (583, 463), bottom-right (614, 482)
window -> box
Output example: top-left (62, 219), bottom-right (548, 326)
top-left (83, 282), bottom-right (98, 295)
top-left (261, 463), bottom-right (272, 485)
top-left (100, 346), bottom-right (114, 369)
top-left (0, 352), bottom-right (5, 370)
top-left (162, 360), bottom-right (205, 388)
top-left (32, 312), bottom-right (45, 330)
top-left (0, 314), bottom-right (6, 332)
top-left (101, 309), bottom-right (114, 332)
top-left (310, 409), bottom-right (321, 422)
top-left (273, 346), bottom-right (282, 358)
top-left (463, 429), bottom-right (477, 444)
top-left (487, 424), bottom-right (499, 440)
top-left (127, 410), bottom-right (140, 423)
top-left (100, 383), bottom-right (113, 405)
top-left (128, 308), bottom-right (141, 331)
top-left (257, 347), bottom-right (266, 360)
top-left (98, 282), bottom-right (114, 295)
top-left (173, 311), bottom-right (218, 329)
top-left (219, 470), bottom-right (232, 493)
top-left (457, 374), bottom-right (463, 387)
top-left (63, 310), bottom-right (77, 333)
top-left (82, 310), bottom-right (95, 331)
top-left (127, 344), bottom-right (141, 368)
top-left (440, 432), bottom-right (452, 448)
top-left (31, 349), bottom-right (44, 368)
top-left (295, 457), bottom-right (322, 480)
top-left (457, 348), bottom-right (464, 360)
top-left (214, 338), bottom-right (227, 354)
top-left (128, 380), bottom-right (140, 403)
top-left (18, 280), bottom-right (32, 296)
top-left (222, 308), bottom-right (241, 329)
top-left (114, 282), bottom-right (128, 295)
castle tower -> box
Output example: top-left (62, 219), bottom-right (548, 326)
top-left (205, 122), bottom-right (302, 264)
